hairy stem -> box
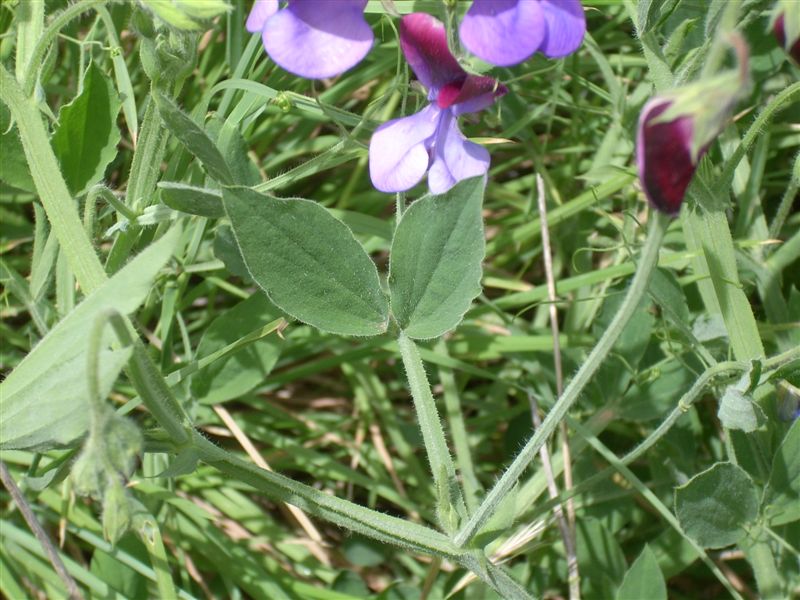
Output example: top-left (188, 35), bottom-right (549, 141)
top-left (454, 210), bottom-right (670, 547)
top-left (398, 332), bottom-right (464, 533)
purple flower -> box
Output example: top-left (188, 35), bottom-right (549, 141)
top-left (369, 13), bottom-right (507, 194)
top-left (246, 0), bottom-right (373, 79)
top-left (459, 0), bottom-right (586, 67)
top-left (636, 98), bottom-right (700, 215)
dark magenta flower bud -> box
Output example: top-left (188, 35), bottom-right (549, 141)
top-left (636, 98), bottom-right (699, 215)
top-left (636, 38), bottom-right (749, 215)
top-left (772, 1), bottom-right (800, 64)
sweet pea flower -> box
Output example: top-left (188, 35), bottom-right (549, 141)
top-left (459, 0), bottom-right (586, 67)
top-left (636, 39), bottom-right (749, 215)
top-left (369, 13), bottom-right (507, 194)
top-left (246, 0), bottom-right (373, 79)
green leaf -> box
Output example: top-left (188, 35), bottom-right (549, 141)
top-left (223, 186), bottom-right (389, 336)
top-left (213, 224), bottom-right (250, 280)
top-left (763, 419), bottom-right (800, 526)
top-left (153, 91), bottom-right (233, 185)
top-left (51, 62), bottom-right (121, 196)
top-left (717, 387), bottom-right (764, 433)
top-left (343, 535), bottom-right (387, 568)
top-left (649, 267), bottom-right (689, 324)
top-left (389, 177), bottom-right (485, 339)
top-left (191, 293), bottom-right (283, 404)
top-left (0, 229), bottom-right (179, 451)
top-left (0, 104), bottom-right (35, 192)
top-left (593, 289), bottom-right (654, 399)
top-left (140, 0), bottom-right (231, 30)
top-left (158, 181), bottom-right (224, 218)
top-left (675, 462), bottom-right (759, 548)
top-left (616, 545), bottom-right (667, 600)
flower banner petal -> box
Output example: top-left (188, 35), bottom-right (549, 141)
top-left (262, 0), bottom-right (373, 79)
top-left (540, 0), bottom-right (586, 58)
top-left (400, 13), bottom-right (465, 92)
top-left (428, 112), bottom-right (489, 194)
top-left (636, 99), bottom-right (696, 215)
top-left (246, 0), bottom-right (279, 33)
top-left (459, 0), bottom-right (545, 67)
top-left (369, 105), bottom-right (441, 193)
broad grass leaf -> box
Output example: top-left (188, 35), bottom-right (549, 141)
top-left (90, 539), bottom-right (149, 600)
top-left (52, 62), bottom-right (121, 196)
top-left (763, 419), bottom-right (800, 526)
top-left (675, 462), bottom-right (759, 548)
top-left (616, 545), bottom-right (667, 600)
top-left (159, 182), bottom-right (224, 218)
top-left (0, 228), bottom-right (179, 451)
top-left (191, 293), bottom-right (283, 404)
top-left (223, 186), bottom-right (389, 336)
top-left (389, 176), bottom-right (485, 339)
top-left (576, 517), bottom-right (627, 598)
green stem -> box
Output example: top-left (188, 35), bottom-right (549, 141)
top-left (698, 0), bottom-right (742, 81)
top-left (0, 63), bottom-right (191, 447)
top-left (133, 514), bottom-right (179, 600)
top-left (435, 338), bottom-right (481, 512)
top-left (741, 528), bottom-right (782, 600)
top-left (22, 0), bottom-right (108, 96)
top-left (15, 0), bottom-right (44, 84)
top-left (106, 94), bottom-right (168, 273)
top-left (0, 64), bottom-right (106, 291)
top-left (719, 82), bottom-right (800, 189)
top-left (622, 361), bottom-right (745, 464)
top-left (767, 152), bottom-right (799, 241)
top-left (454, 210), bottom-right (670, 547)
top-left (194, 434), bottom-right (463, 559)
top-left (397, 332), bottom-right (465, 533)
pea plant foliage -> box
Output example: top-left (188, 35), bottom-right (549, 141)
top-left (1, 1), bottom-right (799, 598)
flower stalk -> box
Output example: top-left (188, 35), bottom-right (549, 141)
top-left (398, 332), bottom-right (466, 534)
top-left (454, 210), bottom-right (670, 547)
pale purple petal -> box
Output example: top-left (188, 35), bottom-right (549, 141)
top-left (369, 105), bottom-right (441, 193)
top-left (400, 13), bottom-right (465, 92)
top-left (261, 0), bottom-right (373, 79)
top-left (246, 0), bottom-right (279, 33)
top-left (540, 0), bottom-right (586, 58)
top-left (459, 0), bottom-right (545, 67)
top-left (428, 112), bottom-right (489, 194)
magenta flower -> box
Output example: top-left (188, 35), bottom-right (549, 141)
top-left (459, 0), bottom-right (585, 67)
top-left (636, 38), bottom-right (749, 216)
top-left (246, 0), bottom-right (373, 79)
top-left (369, 13), bottom-right (507, 194)
top-left (636, 98), bottom-right (700, 215)
top-left (773, 11), bottom-right (800, 64)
